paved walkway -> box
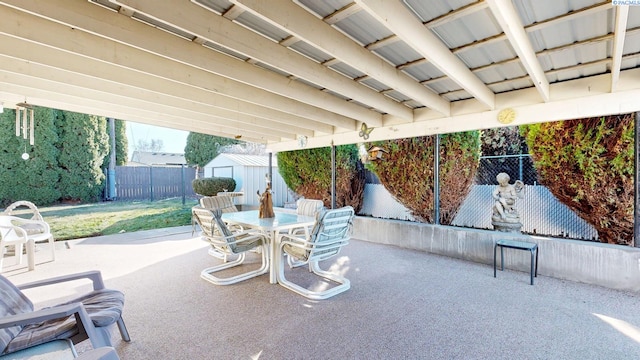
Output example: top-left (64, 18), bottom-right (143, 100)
top-left (4, 227), bottom-right (640, 359)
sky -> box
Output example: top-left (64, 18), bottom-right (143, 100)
top-left (127, 122), bottom-right (189, 157)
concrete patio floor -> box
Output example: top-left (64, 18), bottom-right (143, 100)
top-left (3, 226), bottom-right (640, 359)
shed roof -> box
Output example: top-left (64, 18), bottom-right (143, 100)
top-left (130, 151), bottom-right (187, 165)
top-left (209, 154), bottom-right (278, 167)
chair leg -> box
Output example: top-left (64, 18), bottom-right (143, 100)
top-left (200, 244), bottom-right (269, 285)
top-left (277, 253), bottom-right (350, 300)
top-left (117, 317), bottom-right (131, 342)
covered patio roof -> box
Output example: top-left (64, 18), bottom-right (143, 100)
top-left (0, 0), bottom-right (639, 152)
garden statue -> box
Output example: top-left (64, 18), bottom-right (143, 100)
top-left (258, 174), bottom-right (275, 218)
top-left (491, 172), bottom-right (525, 232)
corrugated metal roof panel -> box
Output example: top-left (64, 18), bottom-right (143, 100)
top-left (334, 11), bottom-right (393, 45)
top-left (402, 0), bottom-right (477, 23)
top-left (297, 0), bottom-right (351, 19)
top-left (235, 11), bottom-right (290, 42)
top-left (373, 41), bottom-right (422, 67)
top-left (329, 62), bottom-right (365, 79)
top-left (430, 8), bottom-right (502, 49)
top-left (217, 154), bottom-right (278, 167)
top-left (403, 62), bottom-right (446, 82)
top-left (289, 41), bottom-right (333, 63)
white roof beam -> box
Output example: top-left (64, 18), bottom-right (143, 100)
top-left (2, 0), bottom-right (360, 130)
top-left (111, 0), bottom-right (407, 122)
top-left (356, 0), bottom-right (495, 109)
top-left (0, 78), bottom-right (269, 142)
top-left (486, 0), bottom-right (549, 102)
top-left (0, 58), bottom-right (291, 141)
top-left (231, 0), bottom-right (451, 117)
top-left (611, 5), bottom-right (629, 92)
top-left (0, 35), bottom-right (318, 138)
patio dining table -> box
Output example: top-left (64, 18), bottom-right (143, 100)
top-left (221, 210), bottom-right (315, 284)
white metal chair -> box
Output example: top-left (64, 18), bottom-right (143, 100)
top-left (193, 209), bottom-right (269, 285)
top-left (286, 199), bottom-right (325, 268)
top-left (277, 206), bottom-right (355, 300)
top-left (192, 195), bottom-right (241, 262)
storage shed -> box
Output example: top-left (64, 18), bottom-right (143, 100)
top-left (203, 154), bottom-right (292, 207)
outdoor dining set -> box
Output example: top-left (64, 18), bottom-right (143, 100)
top-left (191, 195), bottom-right (356, 300)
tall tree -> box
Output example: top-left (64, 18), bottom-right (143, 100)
top-left (57, 111), bottom-right (110, 202)
top-left (0, 107), bottom-right (61, 206)
top-left (184, 132), bottom-right (239, 176)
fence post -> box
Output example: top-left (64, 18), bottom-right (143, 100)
top-left (181, 164), bottom-right (186, 205)
top-left (149, 166), bottom-right (154, 202)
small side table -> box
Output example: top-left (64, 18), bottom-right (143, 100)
top-left (494, 239), bottom-right (539, 285)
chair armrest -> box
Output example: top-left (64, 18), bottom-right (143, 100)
top-left (0, 303), bottom-right (86, 329)
top-left (17, 271), bottom-right (105, 291)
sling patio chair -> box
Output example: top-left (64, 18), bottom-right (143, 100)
top-left (0, 271), bottom-right (130, 357)
top-left (277, 206), bottom-right (355, 300)
top-left (194, 209), bottom-right (269, 285)
top-left (192, 195), bottom-right (241, 262)
top-left (286, 199), bottom-right (325, 269)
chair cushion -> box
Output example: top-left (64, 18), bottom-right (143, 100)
top-left (0, 275), bottom-right (34, 354)
top-left (296, 199), bottom-right (324, 217)
top-left (4, 289), bottom-right (124, 354)
top-left (200, 196), bottom-right (238, 213)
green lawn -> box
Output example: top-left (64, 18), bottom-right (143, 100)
top-left (31, 198), bottom-right (198, 240)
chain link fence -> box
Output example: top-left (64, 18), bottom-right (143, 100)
top-left (451, 154), bottom-right (599, 241)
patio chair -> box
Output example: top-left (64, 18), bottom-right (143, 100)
top-left (194, 209), bottom-right (269, 285)
top-left (286, 199), bottom-right (325, 269)
top-left (277, 206), bottom-right (355, 300)
top-left (0, 220), bottom-right (30, 272)
top-left (0, 215), bottom-right (55, 272)
top-left (0, 271), bottom-right (130, 356)
top-left (192, 195), bottom-right (241, 261)
top-left (2, 201), bottom-right (55, 265)
top-left (199, 195), bottom-right (238, 213)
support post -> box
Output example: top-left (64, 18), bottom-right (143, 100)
top-left (331, 142), bottom-right (336, 209)
top-left (433, 134), bottom-right (440, 225)
top-left (107, 118), bottom-right (117, 200)
top-left (181, 164), bottom-right (186, 205)
top-left (635, 112), bottom-right (640, 247)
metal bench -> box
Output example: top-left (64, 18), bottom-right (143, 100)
top-left (493, 239), bottom-right (539, 285)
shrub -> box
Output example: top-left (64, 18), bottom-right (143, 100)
top-left (522, 114), bottom-right (634, 245)
top-left (192, 177), bottom-right (236, 196)
top-left (277, 145), bottom-right (365, 212)
top-left (366, 132), bottom-right (480, 224)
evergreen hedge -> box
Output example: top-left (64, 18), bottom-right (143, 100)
top-left (277, 145), bottom-right (364, 211)
top-left (522, 114), bottom-right (634, 245)
top-left (366, 132), bottom-right (480, 224)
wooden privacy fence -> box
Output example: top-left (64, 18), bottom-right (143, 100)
top-left (114, 166), bottom-right (197, 201)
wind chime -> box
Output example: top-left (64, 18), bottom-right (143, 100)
top-left (15, 102), bottom-right (35, 160)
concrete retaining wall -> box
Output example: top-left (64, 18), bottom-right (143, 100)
top-left (353, 216), bottom-right (640, 292)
